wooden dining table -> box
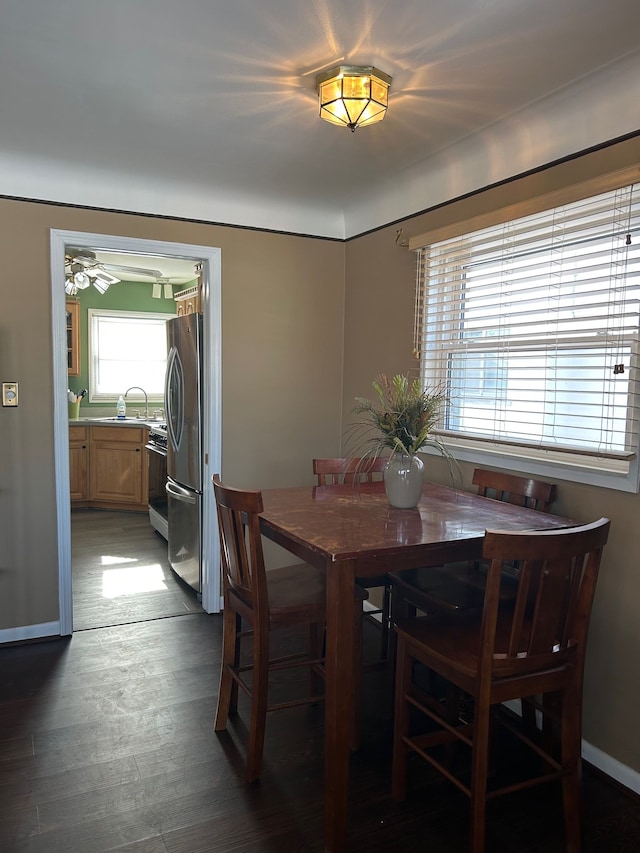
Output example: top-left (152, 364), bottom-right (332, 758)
top-left (259, 480), bottom-right (574, 852)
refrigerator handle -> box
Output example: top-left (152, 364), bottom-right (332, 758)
top-left (166, 480), bottom-right (197, 504)
top-left (165, 345), bottom-right (184, 452)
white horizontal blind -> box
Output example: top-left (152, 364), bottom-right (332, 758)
top-left (415, 183), bottom-right (640, 459)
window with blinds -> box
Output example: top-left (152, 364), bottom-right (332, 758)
top-left (415, 183), bottom-right (640, 464)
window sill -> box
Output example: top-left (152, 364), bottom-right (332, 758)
top-left (423, 437), bottom-right (640, 493)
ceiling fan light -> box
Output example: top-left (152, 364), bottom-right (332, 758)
top-left (73, 271), bottom-right (90, 289)
top-left (317, 65), bottom-right (391, 132)
top-left (163, 283), bottom-right (173, 299)
top-left (92, 278), bottom-right (110, 294)
top-left (152, 282), bottom-right (162, 299)
top-left (65, 278), bottom-right (77, 295)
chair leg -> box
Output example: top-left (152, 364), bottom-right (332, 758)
top-left (561, 688), bottom-right (582, 853)
top-left (379, 582), bottom-right (392, 661)
top-left (215, 605), bottom-right (239, 731)
top-left (387, 584), bottom-right (415, 712)
top-left (469, 700), bottom-right (491, 853)
top-left (245, 629), bottom-right (270, 784)
top-left (229, 611), bottom-right (241, 717)
top-left (351, 598), bottom-right (364, 751)
top-left (307, 621), bottom-right (325, 700)
top-left (391, 635), bottom-right (411, 801)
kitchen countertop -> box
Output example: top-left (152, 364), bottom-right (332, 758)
top-left (69, 417), bottom-right (165, 429)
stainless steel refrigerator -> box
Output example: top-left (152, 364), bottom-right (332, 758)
top-left (164, 313), bottom-right (203, 594)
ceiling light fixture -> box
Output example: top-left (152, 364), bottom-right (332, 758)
top-left (316, 65), bottom-right (391, 132)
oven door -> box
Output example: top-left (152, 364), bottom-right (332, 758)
top-left (146, 442), bottom-right (168, 540)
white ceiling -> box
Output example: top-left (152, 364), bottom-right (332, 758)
top-left (2, 0), bottom-right (639, 239)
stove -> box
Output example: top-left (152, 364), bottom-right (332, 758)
top-left (145, 423), bottom-right (168, 539)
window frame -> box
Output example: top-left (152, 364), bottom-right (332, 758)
top-left (412, 177), bottom-right (640, 494)
top-left (88, 308), bottom-right (173, 405)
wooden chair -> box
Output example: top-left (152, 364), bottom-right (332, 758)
top-left (313, 456), bottom-right (391, 662)
top-left (392, 517), bottom-right (610, 853)
top-left (212, 474), bottom-right (367, 783)
top-left (389, 468), bottom-right (557, 618)
top-left (388, 468), bottom-right (558, 723)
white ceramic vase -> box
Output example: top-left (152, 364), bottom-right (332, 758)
top-left (383, 452), bottom-right (424, 509)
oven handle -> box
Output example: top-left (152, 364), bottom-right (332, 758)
top-left (145, 442), bottom-right (167, 457)
top-left (166, 480), bottom-right (197, 504)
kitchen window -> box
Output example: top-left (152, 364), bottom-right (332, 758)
top-left (88, 309), bottom-right (170, 403)
top-left (415, 182), bottom-right (640, 492)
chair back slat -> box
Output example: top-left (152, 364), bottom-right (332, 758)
top-left (480, 518), bottom-right (610, 678)
top-left (313, 456), bottom-right (386, 486)
top-left (473, 468), bottom-right (557, 512)
top-left (213, 475), bottom-right (269, 618)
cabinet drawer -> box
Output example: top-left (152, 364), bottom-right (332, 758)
top-left (69, 425), bottom-right (88, 441)
top-left (91, 426), bottom-right (145, 443)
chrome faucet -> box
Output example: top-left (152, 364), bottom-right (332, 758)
top-left (124, 386), bottom-right (149, 419)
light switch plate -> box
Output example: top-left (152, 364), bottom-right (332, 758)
top-left (2, 382), bottom-right (18, 407)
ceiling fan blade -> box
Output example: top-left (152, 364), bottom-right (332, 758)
top-left (93, 268), bottom-right (121, 285)
top-left (101, 263), bottom-right (164, 278)
top-left (67, 250), bottom-right (97, 267)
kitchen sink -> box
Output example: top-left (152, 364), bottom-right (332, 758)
top-left (99, 416), bottom-right (160, 422)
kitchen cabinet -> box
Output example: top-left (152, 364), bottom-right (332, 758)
top-left (66, 300), bottom-right (80, 376)
top-left (174, 284), bottom-right (201, 316)
top-left (69, 425), bottom-right (89, 502)
top-left (69, 424), bottom-right (149, 511)
top-left (174, 261), bottom-right (202, 315)
top-left (89, 426), bottom-right (149, 509)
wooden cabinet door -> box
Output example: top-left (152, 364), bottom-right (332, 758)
top-left (89, 427), bottom-right (148, 508)
top-left (174, 286), bottom-right (201, 315)
top-left (66, 301), bottom-right (80, 376)
top-left (69, 426), bottom-right (89, 502)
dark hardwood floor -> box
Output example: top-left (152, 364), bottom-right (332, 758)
top-left (0, 519), bottom-right (639, 851)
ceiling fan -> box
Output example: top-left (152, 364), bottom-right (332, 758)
top-left (64, 248), bottom-right (166, 295)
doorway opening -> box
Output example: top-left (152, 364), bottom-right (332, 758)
top-left (51, 230), bottom-right (222, 636)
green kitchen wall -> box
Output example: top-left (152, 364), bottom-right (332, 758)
top-left (66, 279), bottom-right (196, 411)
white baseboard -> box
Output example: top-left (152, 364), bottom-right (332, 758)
top-left (582, 741), bottom-right (640, 796)
top-left (503, 699), bottom-right (640, 796)
top-left (0, 621), bottom-right (61, 645)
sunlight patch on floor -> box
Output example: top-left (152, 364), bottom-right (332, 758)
top-left (100, 555), bottom-right (139, 566)
top-left (102, 564), bottom-right (167, 598)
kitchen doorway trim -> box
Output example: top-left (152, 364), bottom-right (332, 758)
top-left (50, 229), bottom-right (222, 635)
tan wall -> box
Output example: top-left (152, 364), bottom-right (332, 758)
top-left (0, 200), bottom-right (345, 631)
top-left (3, 134), bottom-right (640, 777)
top-left (343, 136), bottom-right (640, 773)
